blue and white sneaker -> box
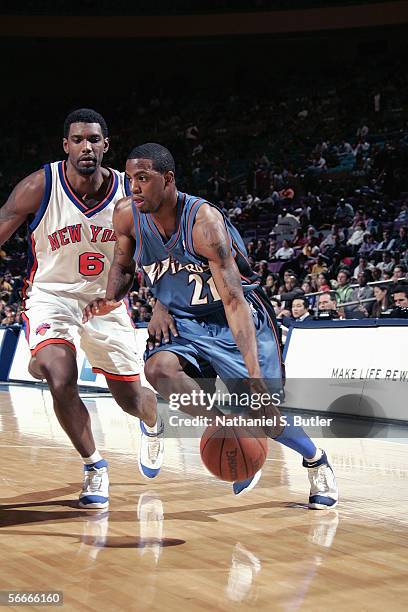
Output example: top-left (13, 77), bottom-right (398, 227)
top-left (233, 470), bottom-right (262, 496)
top-left (138, 418), bottom-right (164, 479)
top-left (303, 450), bottom-right (338, 510)
top-left (78, 459), bottom-right (109, 509)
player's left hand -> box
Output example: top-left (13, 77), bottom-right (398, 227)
top-left (82, 298), bottom-right (122, 322)
top-left (147, 302), bottom-right (178, 350)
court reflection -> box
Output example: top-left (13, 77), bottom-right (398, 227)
top-left (224, 509), bottom-right (339, 606)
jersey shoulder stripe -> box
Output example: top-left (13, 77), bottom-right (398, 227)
top-left (29, 164), bottom-right (52, 232)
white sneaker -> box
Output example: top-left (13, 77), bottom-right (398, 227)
top-left (232, 470), bottom-right (262, 496)
top-left (78, 459), bottom-right (109, 509)
top-left (303, 450), bottom-right (338, 510)
top-left (137, 491), bottom-right (164, 563)
top-left (138, 418), bottom-right (164, 479)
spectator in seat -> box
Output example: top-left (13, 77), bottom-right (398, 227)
top-left (317, 291), bottom-right (343, 318)
top-left (370, 285), bottom-right (392, 318)
top-left (254, 239), bottom-right (268, 261)
top-left (1, 306), bottom-right (16, 326)
top-left (335, 269), bottom-right (353, 307)
top-left (311, 255), bottom-right (328, 275)
top-left (320, 225), bottom-right (344, 253)
top-left (256, 260), bottom-right (269, 284)
top-left (334, 199), bottom-right (354, 226)
top-left (394, 226), bottom-right (408, 253)
top-left (316, 271), bottom-right (331, 293)
top-left (376, 251), bottom-right (394, 276)
top-left (347, 222), bottom-right (367, 251)
top-left (273, 208), bottom-right (299, 241)
top-left (391, 285), bottom-right (408, 311)
top-left (358, 233), bottom-right (378, 258)
top-left (267, 239), bottom-right (278, 261)
top-left (350, 271), bottom-right (374, 318)
top-left (275, 239), bottom-right (295, 261)
top-left (392, 264), bottom-right (406, 282)
top-left (279, 275), bottom-right (304, 308)
top-left (263, 274), bottom-right (278, 299)
top-left (377, 229), bottom-right (396, 252)
top-left (353, 256), bottom-right (374, 279)
top-left (279, 297), bottom-right (311, 327)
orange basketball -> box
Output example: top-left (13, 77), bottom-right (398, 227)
top-left (200, 424), bottom-right (268, 482)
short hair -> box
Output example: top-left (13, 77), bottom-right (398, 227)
top-left (392, 285), bottom-right (408, 297)
top-left (337, 268), bottom-right (351, 279)
top-left (292, 296), bottom-right (309, 310)
top-left (319, 291), bottom-right (336, 302)
top-left (64, 108), bottom-right (108, 138)
top-left (127, 143), bottom-right (175, 174)
top-left (394, 263), bottom-right (407, 273)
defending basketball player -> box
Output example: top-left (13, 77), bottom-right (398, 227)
top-left (83, 143), bottom-right (338, 509)
top-left (0, 112), bottom-right (164, 510)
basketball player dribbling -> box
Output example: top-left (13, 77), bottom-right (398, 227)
top-left (83, 143), bottom-right (338, 509)
top-left (0, 111), bottom-right (164, 509)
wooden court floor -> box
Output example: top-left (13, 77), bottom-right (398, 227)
top-left (1, 384), bottom-right (408, 611)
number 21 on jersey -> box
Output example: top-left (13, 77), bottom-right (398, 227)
top-left (189, 273), bottom-right (221, 305)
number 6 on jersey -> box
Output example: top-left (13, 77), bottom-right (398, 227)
top-left (79, 252), bottom-right (105, 276)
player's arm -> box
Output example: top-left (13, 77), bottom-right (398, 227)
top-left (105, 198), bottom-right (136, 301)
top-left (0, 170), bottom-right (45, 246)
top-left (193, 204), bottom-right (262, 378)
top-left (82, 198), bottom-right (136, 321)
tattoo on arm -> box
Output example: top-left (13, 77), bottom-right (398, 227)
top-left (106, 238), bottom-right (135, 301)
top-left (106, 263), bottom-right (133, 301)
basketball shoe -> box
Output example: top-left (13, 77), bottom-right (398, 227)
top-left (78, 459), bottom-right (109, 509)
top-left (138, 417), bottom-right (164, 479)
top-left (303, 450), bottom-right (338, 509)
top-left (233, 470), bottom-right (262, 496)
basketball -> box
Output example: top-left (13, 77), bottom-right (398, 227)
top-left (200, 424), bottom-right (268, 482)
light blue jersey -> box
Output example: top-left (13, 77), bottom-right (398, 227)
top-left (132, 192), bottom-right (258, 318)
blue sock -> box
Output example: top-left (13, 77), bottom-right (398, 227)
top-left (273, 414), bottom-right (317, 459)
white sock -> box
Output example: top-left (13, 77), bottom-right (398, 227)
top-left (143, 417), bottom-right (160, 435)
top-left (306, 448), bottom-right (323, 463)
top-left (82, 450), bottom-right (103, 465)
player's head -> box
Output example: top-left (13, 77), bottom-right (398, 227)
top-left (126, 143), bottom-right (176, 213)
top-left (63, 108), bottom-right (109, 176)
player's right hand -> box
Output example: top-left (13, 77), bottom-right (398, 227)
top-left (82, 298), bottom-right (122, 322)
top-left (147, 304), bottom-right (178, 350)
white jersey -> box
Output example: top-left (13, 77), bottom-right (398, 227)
top-left (25, 161), bottom-right (127, 301)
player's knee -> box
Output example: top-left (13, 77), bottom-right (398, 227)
top-left (115, 388), bottom-right (143, 414)
top-left (45, 373), bottom-right (78, 403)
top-left (144, 356), bottom-right (174, 387)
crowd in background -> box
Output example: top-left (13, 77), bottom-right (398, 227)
top-left (1, 50), bottom-right (408, 328)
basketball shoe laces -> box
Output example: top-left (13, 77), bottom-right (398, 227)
top-left (310, 464), bottom-right (334, 494)
top-left (83, 468), bottom-right (105, 494)
top-left (147, 436), bottom-right (162, 464)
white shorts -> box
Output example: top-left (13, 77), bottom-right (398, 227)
top-left (23, 292), bottom-right (141, 381)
